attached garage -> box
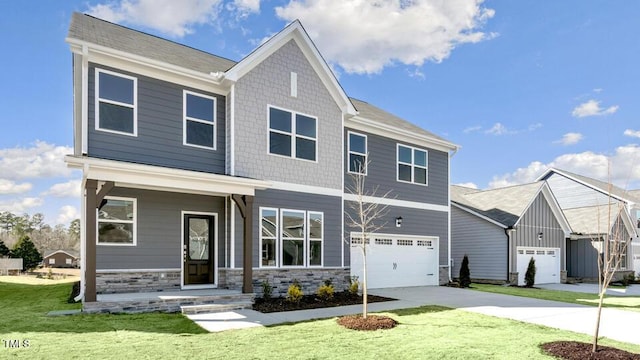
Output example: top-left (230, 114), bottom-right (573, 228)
top-left (350, 233), bottom-right (439, 289)
top-left (517, 247), bottom-right (561, 285)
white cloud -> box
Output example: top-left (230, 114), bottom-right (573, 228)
top-left (571, 99), bottom-right (619, 118)
top-left (56, 205), bottom-right (80, 225)
top-left (554, 132), bottom-right (583, 146)
top-left (87, 0), bottom-right (228, 37)
top-left (485, 123), bottom-right (511, 135)
top-left (0, 141), bottom-right (73, 180)
top-left (624, 129), bottom-right (640, 139)
top-left (0, 197), bottom-right (44, 213)
top-left (42, 179), bottom-right (82, 198)
top-left (275, 0), bottom-right (495, 74)
top-left (454, 182), bottom-right (478, 189)
top-left (463, 126), bottom-right (482, 134)
top-left (489, 145), bottom-right (640, 189)
top-left (0, 179), bottom-right (32, 195)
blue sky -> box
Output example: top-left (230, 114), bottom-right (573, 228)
top-left (1, 0), bottom-right (639, 226)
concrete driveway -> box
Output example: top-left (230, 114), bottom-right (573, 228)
top-left (371, 286), bottom-right (640, 345)
top-left (188, 286), bottom-right (640, 345)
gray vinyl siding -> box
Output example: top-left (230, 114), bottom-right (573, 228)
top-left (451, 206), bottom-right (507, 281)
top-left (96, 188), bottom-right (226, 270)
top-left (567, 238), bottom-right (600, 278)
top-left (344, 129), bottom-right (449, 206)
top-left (88, 63), bottom-right (226, 174)
top-left (546, 174), bottom-right (613, 210)
top-left (233, 40), bottom-right (343, 189)
top-left (251, 189), bottom-right (343, 267)
top-left (344, 203), bottom-right (449, 267)
top-left (513, 193), bottom-right (566, 269)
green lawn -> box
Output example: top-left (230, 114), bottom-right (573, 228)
top-left (2, 281), bottom-right (639, 359)
top-left (471, 283), bottom-right (640, 312)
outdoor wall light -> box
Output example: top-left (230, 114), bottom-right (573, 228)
top-left (538, 232), bottom-right (543, 241)
top-left (396, 216), bottom-right (403, 227)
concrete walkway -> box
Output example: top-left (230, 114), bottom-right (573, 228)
top-left (538, 283), bottom-right (640, 296)
top-left (187, 286), bottom-right (640, 345)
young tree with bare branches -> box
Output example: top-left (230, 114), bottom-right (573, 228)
top-left (344, 159), bottom-right (391, 319)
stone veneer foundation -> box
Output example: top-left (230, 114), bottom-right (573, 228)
top-left (96, 270), bottom-right (181, 294)
top-left (221, 268), bottom-right (351, 297)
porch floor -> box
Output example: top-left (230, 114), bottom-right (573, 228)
top-left (84, 289), bottom-right (255, 314)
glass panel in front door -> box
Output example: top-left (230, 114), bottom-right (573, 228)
top-left (189, 218), bottom-right (209, 260)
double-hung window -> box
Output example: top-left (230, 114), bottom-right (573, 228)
top-left (268, 106), bottom-right (317, 161)
top-left (98, 197), bottom-right (136, 246)
top-left (348, 132), bottom-right (367, 174)
top-left (95, 69), bottom-right (137, 136)
top-left (397, 144), bottom-right (428, 185)
top-left (259, 208), bottom-right (324, 268)
top-left (184, 91), bottom-right (216, 149)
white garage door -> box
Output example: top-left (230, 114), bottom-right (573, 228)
top-left (517, 247), bottom-right (560, 285)
top-left (350, 233), bottom-right (439, 289)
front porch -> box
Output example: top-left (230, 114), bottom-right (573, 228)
top-left (84, 288), bottom-right (255, 314)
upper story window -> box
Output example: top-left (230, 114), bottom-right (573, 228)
top-left (183, 91), bottom-right (216, 150)
top-left (397, 144), bottom-right (428, 185)
top-left (95, 68), bottom-right (137, 136)
top-left (98, 197), bottom-right (136, 246)
top-left (268, 106), bottom-right (317, 161)
top-left (348, 132), bottom-right (367, 175)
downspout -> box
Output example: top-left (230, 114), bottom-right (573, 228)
top-left (447, 147), bottom-right (459, 282)
top-left (504, 226), bottom-right (514, 284)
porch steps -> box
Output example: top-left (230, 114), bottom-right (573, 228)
top-left (180, 300), bottom-right (253, 315)
top-left (86, 291), bottom-right (256, 314)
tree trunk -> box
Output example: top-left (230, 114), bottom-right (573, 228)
top-left (362, 246), bottom-right (368, 319)
top-left (592, 290), bottom-right (605, 353)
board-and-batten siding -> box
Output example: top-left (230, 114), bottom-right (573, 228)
top-left (567, 238), bottom-right (600, 278)
top-left (87, 64), bottom-right (226, 174)
top-left (96, 188), bottom-right (226, 270)
top-left (450, 206), bottom-right (507, 281)
top-left (545, 174), bottom-right (613, 209)
top-left (344, 205), bottom-right (449, 267)
top-left (249, 189), bottom-right (343, 268)
top-left (344, 129), bottom-right (449, 206)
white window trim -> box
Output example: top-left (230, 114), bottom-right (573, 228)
top-left (66, 258), bottom-right (72, 265)
top-left (280, 208), bottom-right (307, 268)
top-left (183, 90), bottom-right (217, 150)
top-left (49, 258), bottom-right (55, 265)
top-left (95, 68), bottom-right (138, 137)
top-left (260, 207), bottom-right (279, 268)
top-left (396, 143), bottom-right (428, 186)
top-left (97, 196), bottom-right (137, 246)
top-left (267, 105), bottom-right (318, 163)
top-left (308, 211), bottom-right (324, 267)
top-left (347, 131), bottom-right (367, 175)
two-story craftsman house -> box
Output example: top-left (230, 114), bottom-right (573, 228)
top-left (65, 13), bottom-right (458, 307)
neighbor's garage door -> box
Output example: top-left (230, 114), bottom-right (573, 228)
top-left (350, 233), bottom-right (439, 289)
top-left (517, 247), bottom-right (561, 285)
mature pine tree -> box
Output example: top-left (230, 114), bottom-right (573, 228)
top-left (11, 235), bottom-right (42, 270)
top-left (0, 240), bottom-right (10, 257)
top-left (459, 255), bottom-right (471, 288)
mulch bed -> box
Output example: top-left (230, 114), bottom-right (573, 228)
top-left (253, 291), bottom-right (395, 313)
top-left (337, 314), bottom-right (397, 330)
top-left (541, 341), bottom-right (640, 360)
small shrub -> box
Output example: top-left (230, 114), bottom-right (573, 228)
top-left (286, 282), bottom-right (303, 304)
top-left (525, 257), bottom-right (536, 287)
top-left (323, 279), bottom-right (333, 287)
top-left (261, 280), bottom-right (273, 299)
top-left (46, 268), bottom-right (53, 280)
top-left (349, 276), bottom-right (359, 295)
top-left (459, 255), bottom-right (471, 288)
top-left (317, 283), bottom-right (334, 301)
top-left (68, 281), bottom-right (81, 303)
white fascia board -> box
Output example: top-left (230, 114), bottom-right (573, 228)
top-left (512, 182), bottom-right (544, 229)
top-left (45, 250), bottom-right (78, 259)
top-left (67, 39), bottom-right (229, 95)
top-left (222, 21), bottom-right (356, 116)
top-left (65, 156), bottom-right (270, 196)
top-left (539, 168), bottom-right (630, 204)
top-left (451, 202), bottom-right (508, 229)
top-left (270, 181), bottom-right (342, 197)
top-left (540, 184), bottom-right (572, 237)
top-left (344, 193), bottom-right (449, 213)
top-left (346, 116), bottom-right (459, 153)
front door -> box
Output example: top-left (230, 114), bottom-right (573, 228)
top-left (183, 214), bottom-right (215, 286)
